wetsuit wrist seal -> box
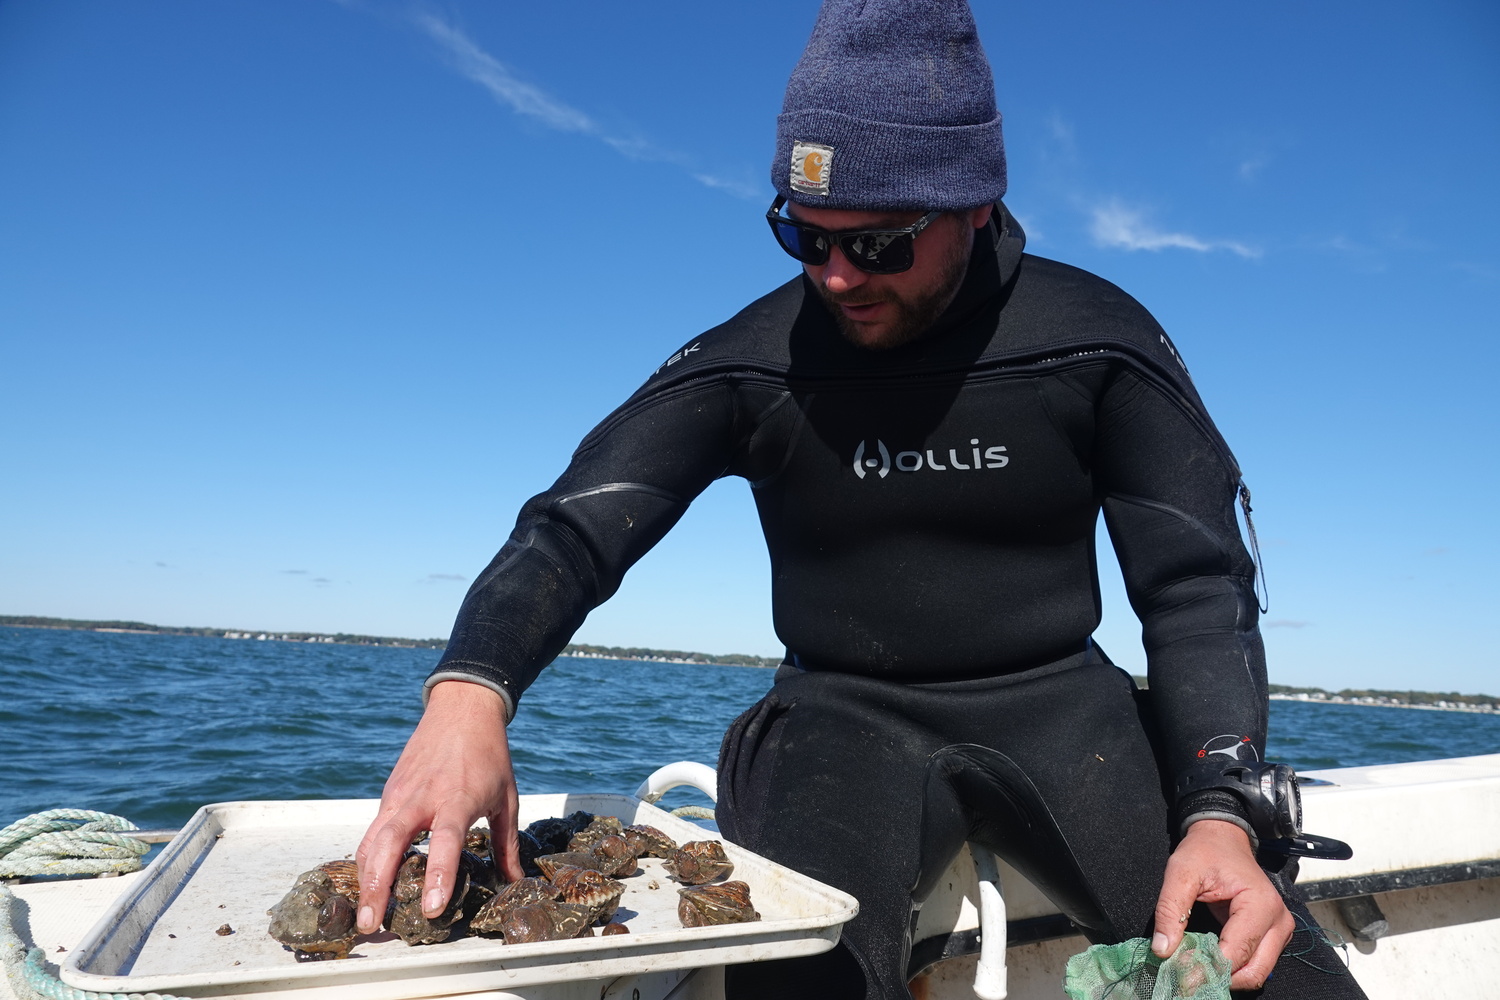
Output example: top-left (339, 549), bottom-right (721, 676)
top-left (1176, 790), bottom-right (1258, 848)
top-left (1175, 762), bottom-right (1353, 860)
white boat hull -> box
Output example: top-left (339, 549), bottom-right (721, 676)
top-left (4, 754), bottom-right (1498, 1000)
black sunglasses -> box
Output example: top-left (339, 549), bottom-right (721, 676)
top-left (766, 195), bottom-right (942, 275)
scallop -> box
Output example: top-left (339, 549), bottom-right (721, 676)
top-left (266, 861), bottom-right (362, 960)
top-left (549, 864), bottom-right (626, 924)
top-left (499, 901), bottom-right (596, 943)
top-left (386, 851), bottom-right (469, 945)
top-left (567, 815), bottom-right (625, 852)
top-left (677, 880), bottom-right (759, 927)
top-left (623, 824), bottom-right (678, 859)
top-left (663, 840), bottom-right (734, 885)
top-left (470, 877), bottom-right (559, 934)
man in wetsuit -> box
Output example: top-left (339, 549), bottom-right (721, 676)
top-left (356, 2), bottom-right (1367, 997)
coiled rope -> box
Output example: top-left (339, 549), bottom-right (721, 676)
top-left (669, 806), bottom-right (716, 820)
top-left (0, 811), bottom-right (185, 1000)
top-left (0, 812), bottom-right (148, 880)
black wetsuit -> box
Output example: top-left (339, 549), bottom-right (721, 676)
top-left (428, 209), bottom-right (1365, 999)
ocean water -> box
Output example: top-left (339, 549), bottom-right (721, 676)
top-left (3, 625), bottom-right (1498, 831)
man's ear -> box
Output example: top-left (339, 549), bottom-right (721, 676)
top-left (968, 204), bottom-right (994, 229)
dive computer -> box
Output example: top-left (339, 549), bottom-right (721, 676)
top-left (1177, 761), bottom-right (1352, 860)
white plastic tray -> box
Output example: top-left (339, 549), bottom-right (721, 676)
top-left (62, 795), bottom-right (858, 999)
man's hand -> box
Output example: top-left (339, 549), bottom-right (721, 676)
top-left (354, 680), bottom-right (524, 935)
top-left (1152, 819), bottom-right (1294, 991)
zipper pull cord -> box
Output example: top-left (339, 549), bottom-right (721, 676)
top-left (1239, 481), bottom-right (1270, 614)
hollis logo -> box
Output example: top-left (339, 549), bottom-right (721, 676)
top-left (852, 438), bottom-right (1009, 479)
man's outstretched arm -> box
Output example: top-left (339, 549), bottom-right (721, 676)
top-left (356, 376), bottom-right (743, 930)
top-left (355, 680), bottom-right (524, 934)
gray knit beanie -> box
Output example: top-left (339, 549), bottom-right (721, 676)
top-left (773, 0), bottom-right (1006, 211)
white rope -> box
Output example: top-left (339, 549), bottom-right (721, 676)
top-left (1, 885), bottom-right (186, 1000)
top-left (0, 812), bottom-right (147, 880)
top-left (0, 812), bottom-right (186, 1000)
top-left (668, 806), bottom-right (716, 820)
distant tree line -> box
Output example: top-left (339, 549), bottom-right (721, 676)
top-left (0, 615), bottom-right (446, 649)
top-left (1268, 682), bottom-right (1498, 708)
top-left (1, 616), bottom-right (778, 663)
top-left (27, 616), bottom-right (1482, 697)
top-left (562, 643), bottom-right (780, 668)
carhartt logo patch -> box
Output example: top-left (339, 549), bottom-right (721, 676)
top-left (790, 141), bottom-right (833, 196)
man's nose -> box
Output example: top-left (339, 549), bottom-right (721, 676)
top-left (819, 244), bottom-right (868, 295)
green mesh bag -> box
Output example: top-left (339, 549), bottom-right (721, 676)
top-left (1063, 931), bottom-right (1232, 1000)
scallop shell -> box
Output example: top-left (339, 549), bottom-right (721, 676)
top-left (677, 880), bottom-right (759, 927)
top-left (386, 851), bottom-right (470, 945)
top-left (470, 877), bottom-right (559, 934)
top-left (535, 851), bottom-right (606, 879)
top-left (464, 826), bottom-right (491, 859)
top-left (499, 901), bottom-right (596, 944)
top-left (622, 824), bottom-right (678, 859)
top-left (567, 815), bottom-right (624, 852)
top-left (549, 865), bottom-right (626, 924)
top-left (589, 834), bottom-right (637, 878)
top-left (266, 862), bottom-right (361, 959)
top-left (314, 859), bottom-right (361, 900)
top-left (663, 840), bottom-right (734, 885)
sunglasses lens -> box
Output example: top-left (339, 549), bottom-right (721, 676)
top-left (841, 232), bottom-right (913, 274)
top-left (773, 219), bottom-right (831, 264)
top-left (767, 205), bottom-right (919, 274)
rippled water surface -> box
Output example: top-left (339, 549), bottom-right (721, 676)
top-left (3, 626), bottom-right (1497, 829)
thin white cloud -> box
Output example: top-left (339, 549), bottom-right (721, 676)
top-left (1089, 200), bottom-right (1259, 259)
top-left (602, 135), bottom-right (658, 159)
top-left (691, 172), bottom-right (763, 200)
top-left (1238, 152), bottom-right (1270, 182)
top-left (415, 13), bottom-right (596, 135)
top-left (1320, 235), bottom-right (1371, 255)
top-left (1045, 112), bottom-right (1077, 158)
top-left (1264, 619), bottom-right (1312, 629)
top-left (411, 12), bottom-right (758, 200)
top-left (601, 136), bottom-right (760, 197)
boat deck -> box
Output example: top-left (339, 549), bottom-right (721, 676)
top-left (5, 755), bottom-right (1499, 999)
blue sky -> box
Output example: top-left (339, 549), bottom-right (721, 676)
top-left (2, 0), bottom-right (1496, 694)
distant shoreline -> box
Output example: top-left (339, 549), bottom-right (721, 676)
top-left (0, 616), bottom-right (779, 667)
top-left (1, 615), bottom-right (445, 649)
top-left (560, 646), bottom-right (778, 668)
top-left (5, 616), bottom-right (1495, 702)
top-left (1270, 692), bottom-right (1499, 715)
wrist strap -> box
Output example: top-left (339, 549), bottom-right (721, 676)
top-left (1175, 789), bottom-right (1257, 849)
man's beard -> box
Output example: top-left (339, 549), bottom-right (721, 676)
top-left (815, 231), bottom-right (973, 351)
